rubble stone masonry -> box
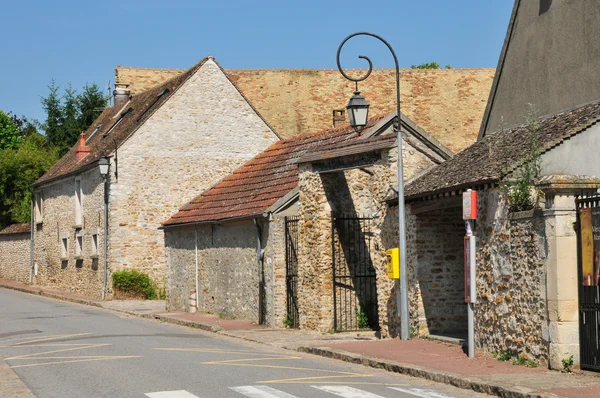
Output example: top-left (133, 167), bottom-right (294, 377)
top-left (0, 229), bottom-right (31, 284)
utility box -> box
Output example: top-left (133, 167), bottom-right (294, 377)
top-left (463, 189), bottom-right (478, 220)
top-left (386, 248), bottom-right (400, 279)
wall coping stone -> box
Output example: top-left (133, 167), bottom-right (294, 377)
top-left (537, 175), bottom-right (600, 193)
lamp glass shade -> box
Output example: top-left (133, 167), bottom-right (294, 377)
top-left (346, 91), bottom-right (370, 129)
top-left (98, 157), bottom-right (110, 177)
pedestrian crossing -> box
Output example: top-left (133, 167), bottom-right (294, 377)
top-left (146, 385), bottom-right (457, 398)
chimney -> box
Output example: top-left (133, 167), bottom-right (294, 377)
top-left (76, 133), bottom-right (91, 161)
top-left (333, 109), bottom-right (346, 128)
top-left (113, 83), bottom-right (131, 109)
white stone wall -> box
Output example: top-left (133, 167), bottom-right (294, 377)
top-left (0, 232), bottom-right (30, 283)
top-left (110, 58), bottom-right (279, 287)
top-left (33, 166), bottom-right (106, 298)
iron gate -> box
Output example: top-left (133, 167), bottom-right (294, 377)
top-left (285, 216), bottom-right (299, 328)
top-left (332, 214), bottom-right (379, 332)
top-left (576, 196), bottom-right (600, 371)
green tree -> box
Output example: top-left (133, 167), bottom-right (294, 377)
top-left (78, 83), bottom-right (106, 129)
top-left (410, 62), bottom-right (453, 70)
top-left (41, 80), bottom-right (65, 150)
top-left (40, 81), bottom-right (107, 156)
top-left (0, 110), bottom-right (22, 150)
top-left (0, 133), bottom-right (59, 227)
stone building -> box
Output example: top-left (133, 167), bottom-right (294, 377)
top-left (116, 66), bottom-right (495, 153)
top-left (0, 223), bottom-right (31, 284)
top-left (163, 112), bottom-right (452, 328)
top-left (403, 100), bottom-right (600, 370)
top-left (30, 56), bottom-right (279, 298)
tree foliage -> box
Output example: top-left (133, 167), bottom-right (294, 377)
top-left (411, 62), bottom-right (452, 70)
top-left (0, 110), bottom-right (22, 150)
top-left (0, 133), bottom-right (59, 227)
top-left (41, 81), bottom-right (106, 155)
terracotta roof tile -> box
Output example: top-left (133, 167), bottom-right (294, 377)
top-left (116, 67), bottom-right (495, 152)
top-left (405, 100), bottom-right (600, 199)
top-left (34, 58), bottom-right (210, 186)
top-left (162, 117), bottom-right (392, 227)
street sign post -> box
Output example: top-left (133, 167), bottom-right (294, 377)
top-left (463, 189), bottom-right (477, 358)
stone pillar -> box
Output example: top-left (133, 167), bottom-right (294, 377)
top-left (538, 175), bottom-right (600, 369)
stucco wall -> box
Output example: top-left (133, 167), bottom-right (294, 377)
top-left (107, 58), bottom-right (279, 288)
top-left (33, 166), bottom-right (106, 298)
top-left (484, 0), bottom-right (600, 135)
top-left (541, 123), bottom-right (600, 177)
top-left (0, 232), bottom-right (30, 283)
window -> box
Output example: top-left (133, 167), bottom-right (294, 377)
top-left (34, 191), bottom-right (43, 223)
top-left (61, 233), bottom-right (69, 259)
top-left (75, 230), bottom-right (83, 258)
top-left (75, 178), bottom-right (82, 226)
top-left (91, 230), bottom-right (99, 257)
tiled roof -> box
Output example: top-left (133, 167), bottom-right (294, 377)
top-left (34, 58), bottom-right (210, 186)
top-left (116, 67), bottom-right (495, 153)
top-left (405, 100), bottom-right (600, 200)
top-left (162, 118), bottom-right (396, 227)
top-left (0, 223), bottom-right (31, 235)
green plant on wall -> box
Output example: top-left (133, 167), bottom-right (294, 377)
top-left (283, 314), bottom-right (293, 328)
top-left (503, 104), bottom-right (542, 212)
top-left (112, 269), bottom-right (157, 300)
top-left (562, 354), bottom-right (574, 372)
top-left (356, 309), bottom-right (369, 329)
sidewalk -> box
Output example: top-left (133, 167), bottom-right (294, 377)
top-left (2, 280), bottom-right (600, 398)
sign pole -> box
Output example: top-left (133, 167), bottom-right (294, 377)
top-left (463, 189), bottom-right (477, 359)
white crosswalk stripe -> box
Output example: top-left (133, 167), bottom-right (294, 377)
top-left (145, 391), bottom-right (201, 398)
top-left (311, 385), bottom-right (387, 398)
top-left (230, 385), bottom-right (299, 398)
top-left (388, 387), bottom-right (455, 398)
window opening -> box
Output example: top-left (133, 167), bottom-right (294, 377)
top-left (75, 230), bottom-right (83, 257)
top-left (91, 230), bottom-right (99, 256)
top-left (75, 178), bottom-right (82, 226)
top-left (103, 107), bottom-right (132, 138)
top-left (136, 89), bottom-right (170, 123)
top-left (61, 235), bottom-right (69, 259)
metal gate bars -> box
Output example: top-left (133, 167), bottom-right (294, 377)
top-left (576, 196), bottom-right (600, 371)
top-left (332, 214), bottom-right (379, 332)
top-left (285, 216), bottom-right (299, 328)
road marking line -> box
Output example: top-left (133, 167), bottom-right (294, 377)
top-left (10, 356), bottom-right (141, 369)
top-left (202, 356), bottom-right (301, 364)
top-left (9, 355), bottom-right (134, 360)
top-left (265, 382), bottom-right (408, 386)
top-left (4, 344), bottom-right (110, 360)
top-left (155, 348), bottom-right (280, 356)
top-left (311, 385), bottom-right (386, 397)
top-left (0, 343), bottom-right (100, 348)
top-left (260, 374), bottom-right (373, 384)
top-left (388, 387), bottom-right (455, 398)
top-left (230, 385), bottom-right (298, 398)
top-left (13, 333), bottom-right (91, 345)
top-left (145, 390), bottom-right (200, 398)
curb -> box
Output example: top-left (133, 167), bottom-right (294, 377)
top-left (296, 347), bottom-right (550, 398)
top-left (0, 283), bottom-right (557, 398)
top-left (0, 283), bottom-right (103, 309)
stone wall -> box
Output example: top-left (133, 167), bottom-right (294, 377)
top-left (0, 230), bottom-right (31, 284)
top-left (33, 166), bottom-right (106, 298)
top-left (474, 189), bottom-right (548, 365)
top-left (263, 215), bottom-right (288, 328)
top-left (109, 58), bottom-right (278, 291)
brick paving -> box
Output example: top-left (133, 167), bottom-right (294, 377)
top-left (3, 279), bottom-right (600, 398)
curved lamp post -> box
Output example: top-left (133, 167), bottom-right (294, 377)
top-left (336, 32), bottom-right (410, 340)
top-left (98, 156), bottom-right (110, 300)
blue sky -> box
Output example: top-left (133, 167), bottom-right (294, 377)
top-left (0, 1), bottom-right (513, 124)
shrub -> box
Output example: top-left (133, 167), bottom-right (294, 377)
top-left (112, 269), bottom-right (157, 300)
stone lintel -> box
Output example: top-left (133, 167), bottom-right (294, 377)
top-left (537, 174), bottom-right (600, 194)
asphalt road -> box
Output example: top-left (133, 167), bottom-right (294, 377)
top-left (0, 288), bottom-right (488, 398)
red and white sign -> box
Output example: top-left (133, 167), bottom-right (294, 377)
top-left (463, 190), bottom-right (478, 220)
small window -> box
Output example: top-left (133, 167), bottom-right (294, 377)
top-left (75, 178), bottom-right (83, 226)
top-left (61, 234), bottom-right (69, 259)
top-left (75, 230), bottom-right (83, 257)
top-left (34, 191), bottom-right (43, 223)
top-left (91, 231), bottom-right (99, 257)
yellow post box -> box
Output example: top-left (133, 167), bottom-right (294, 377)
top-left (386, 248), bottom-right (400, 279)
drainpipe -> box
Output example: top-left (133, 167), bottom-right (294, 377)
top-left (102, 176), bottom-right (109, 300)
top-left (254, 218), bottom-right (264, 325)
top-left (29, 197), bottom-right (34, 283)
top-left (195, 228), bottom-right (199, 311)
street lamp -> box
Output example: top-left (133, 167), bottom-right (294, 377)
top-left (98, 156), bottom-right (110, 300)
top-left (337, 32), bottom-right (410, 340)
